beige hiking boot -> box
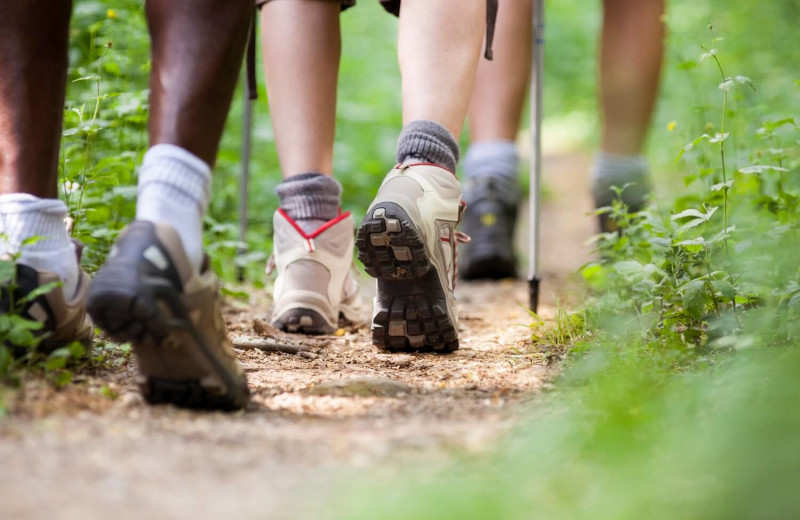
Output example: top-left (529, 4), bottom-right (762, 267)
top-left (356, 163), bottom-right (466, 353)
top-left (87, 221), bottom-right (249, 411)
top-left (269, 209), bottom-right (364, 335)
top-left (0, 242), bottom-right (93, 353)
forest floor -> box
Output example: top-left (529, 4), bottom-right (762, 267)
top-left (0, 154), bottom-right (595, 520)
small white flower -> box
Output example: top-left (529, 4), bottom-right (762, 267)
top-left (64, 181), bottom-right (81, 194)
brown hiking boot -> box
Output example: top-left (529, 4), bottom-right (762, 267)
top-left (0, 243), bottom-right (93, 354)
top-left (88, 221), bottom-right (249, 411)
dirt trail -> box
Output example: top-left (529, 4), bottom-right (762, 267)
top-left (0, 154), bottom-right (594, 520)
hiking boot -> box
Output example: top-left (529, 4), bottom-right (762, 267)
top-left (0, 242), bottom-right (93, 355)
top-left (356, 163), bottom-right (465, 353)
top-left (269, 210), bottom-right (364, 335)
top-left (87, 221), bottom-right (249, 411)
top-left (459, 176), bottom-right (518, 280)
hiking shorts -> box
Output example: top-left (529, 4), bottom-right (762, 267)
top-left (255, 0), bottom-right (401, 16)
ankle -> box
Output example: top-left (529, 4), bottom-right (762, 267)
top-left (0, 194), bottom-right (79, 298)
top-left (276, 173), bottom-right (342, 234)
top-left (136, 144), bottom-right (211, 271)
top-left (396, 120), bottom-right (460, 173)
top-left (463, 140), bottom-right (518, 181)
top-left (591, 152), bottom-right (648, 183)
top-left (591, 152), bottom-right (651, 208)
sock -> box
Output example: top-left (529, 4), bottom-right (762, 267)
top-left (275, 173), bottom-right (342, 234)
top-left (0, 194), bottom-right (79, 299)
top-left (396, 120), bottom-right (460, 173)
top-left (136, 144), bottom-right (211, 272)
top-left (590, 152), bottom-right (651, 209)
top-left (462, 140), bottom-right (520, 204)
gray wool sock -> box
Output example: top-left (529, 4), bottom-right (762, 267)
top-left (462, 140), bottom-right (519, 204)
top-left (590, 152), bottom-right (651, 209)
top-left (275, 173), bottom-right (342, 233)
top-left (396, 120), bottom-right (460, 172)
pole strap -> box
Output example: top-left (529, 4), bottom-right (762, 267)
top-left (485, 0), bottom-right (498, 60)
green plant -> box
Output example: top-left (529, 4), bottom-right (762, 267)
top-left (528, 301), bottom-right (588, 362)
top-left (0, 251), bottom-right (87, 391)
top-left (336, 18), bottom-right (800, 518)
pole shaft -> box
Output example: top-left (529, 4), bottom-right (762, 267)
top-left (528, 0), bottom-right (545, 283)
top-left (528, 0), bottom-right (545, 312)
top-left (238, 79), bottom-right (253, 282)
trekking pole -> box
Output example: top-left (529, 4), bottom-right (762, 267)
top-left (238, 13), bottom-right (258, 283)
top-left (528, 0), bottom-right (545, 313)
top-left (238, 75), bottom-right (253, 282)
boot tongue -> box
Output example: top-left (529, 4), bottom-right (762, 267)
top-left (297, 219), bottom-right (328, 235)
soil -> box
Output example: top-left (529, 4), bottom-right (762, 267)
top-left (0, 154), bottom-right (595, 520)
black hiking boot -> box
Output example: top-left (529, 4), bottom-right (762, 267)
top-left (459, 176), bottom-right (518, 280)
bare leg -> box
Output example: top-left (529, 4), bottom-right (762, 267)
top-left (599, 0), bottom-right (665, 155)
top-left (260, 1), bottom-right (341, 178)
top-left (468, 0), bottom-right (532, 143)
top-left (146, 0), bottom-right (252, 167)
top-left (358, 0), bottom-right (485, 352)
top-left (398, 0), bottom-right (485, 139)
top-left (459, 0), bottom-right (530, 280)
top-left (0, 0), bottom-right (72, 198)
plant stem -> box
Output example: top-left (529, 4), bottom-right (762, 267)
top-left (74, 40), bottom-right (110, 235)
top-left (712, 54), bottom-right (730, 257)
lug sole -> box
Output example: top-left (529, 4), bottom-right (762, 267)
top-left (272, 308), bottom-right (336, 335)
top-left (88, 265), bottom-right (249, 411)
top-left (357, 202), bottom-right (458, 353)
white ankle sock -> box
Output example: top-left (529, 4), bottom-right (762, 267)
top-left (0, 194), bottom-right (79, 299)
top-left (136, 144), bottom-right (211, 272)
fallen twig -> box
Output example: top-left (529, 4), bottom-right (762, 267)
top-left (232, 337), bottom-right (314, 357)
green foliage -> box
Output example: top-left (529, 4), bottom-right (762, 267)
top-left (0, 255), bottom-right (87, 400)
top-left (63, 1), bottom-right (150, 273)
top-left (529, 301), bottom-right (588, 362)
top-left (336, 13), bottom-right (800, 519)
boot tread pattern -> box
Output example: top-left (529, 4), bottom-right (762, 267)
top-left (357, 203), bottom-right (459, 353)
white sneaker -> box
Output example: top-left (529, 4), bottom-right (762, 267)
top-left (356, 163), bottom-right (466, 353)
top-left (269, 209), bottom-right (364, 334)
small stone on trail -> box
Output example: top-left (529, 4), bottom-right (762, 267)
top-left (305, 377), bottom-right (413, 398)
top-left (253, 319), bottom-right (280, 337)
top-left (118, 392), bottom-right (144, 409)
top-left (385, 355), bottom-right (414, 368)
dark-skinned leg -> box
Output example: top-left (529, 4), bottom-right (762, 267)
top-left (132, 0), bottom-right (253, 271)
top-left (146, 0), bottom-right (252, 166)
top-left (0, 1), bottom-right (84, 304)
top-left (88, 0), bottom-right (252, 410)
top-left (0, 0), bottom-right (72, 198)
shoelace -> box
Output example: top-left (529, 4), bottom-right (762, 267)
top-left (265, 254), bottom-right (276, 276)
top-left (440, 231), bottom-right (471, 290)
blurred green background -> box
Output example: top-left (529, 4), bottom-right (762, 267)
top-left (59, 3), bottom-right (800, 518)
top-left (62, 0), bottom-right (800, 282)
